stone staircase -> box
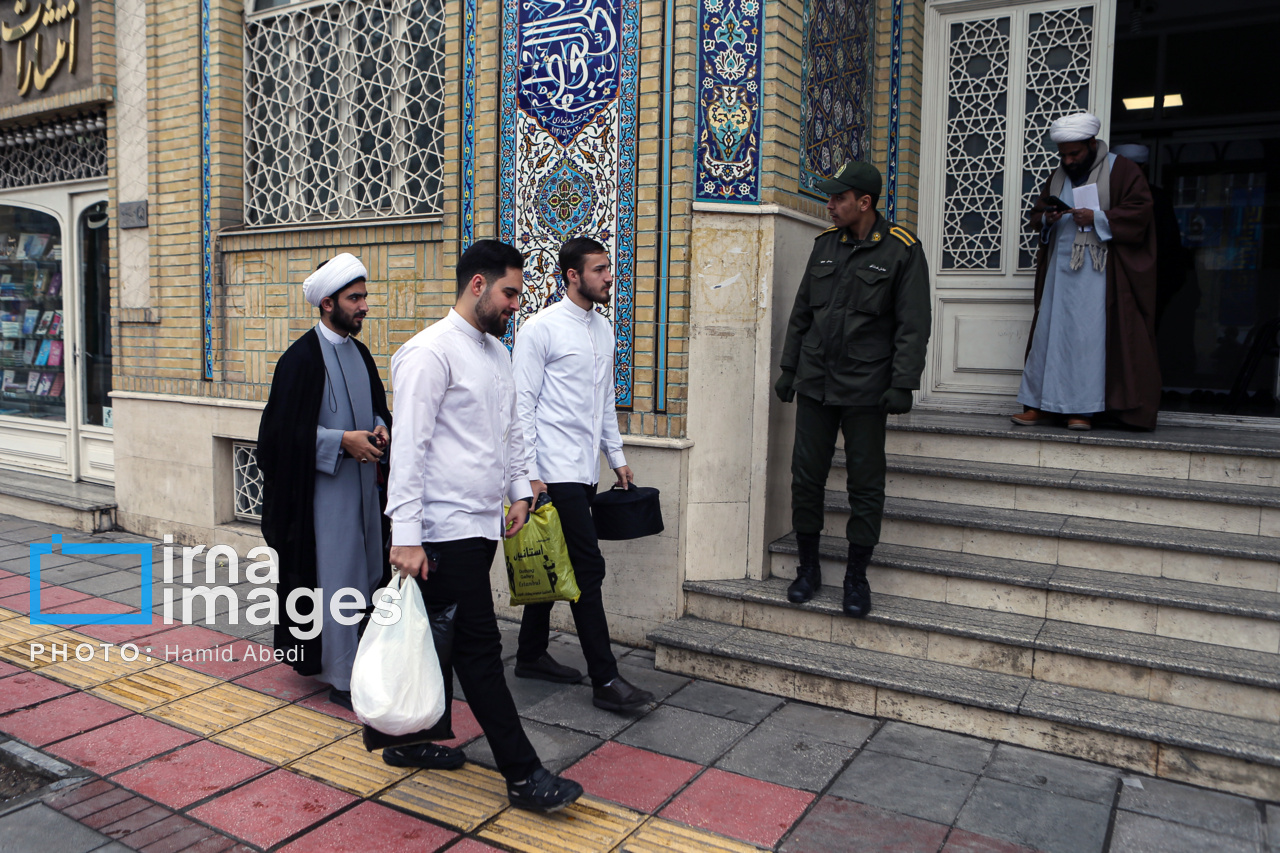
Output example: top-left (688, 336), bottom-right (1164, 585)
top-left (651, 413), bottom-right (1280, 798)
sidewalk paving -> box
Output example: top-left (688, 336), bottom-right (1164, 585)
top-left (0, 514), bottom-right (1274, 852)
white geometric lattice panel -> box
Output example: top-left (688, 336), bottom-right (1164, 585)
top-left (0, 115), bottom-right (106, 190)
top-left (243, 0), bottom-right (446, 226)
top-left (941, 17), bottom-right (1011, 271)
top-left (1018, 7), bottom-right (1094, 269)
top-left (233, 442), bottom-right (263, 522)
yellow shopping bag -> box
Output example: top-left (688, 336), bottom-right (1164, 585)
top-left (503, 502), bottom-right (580, 606)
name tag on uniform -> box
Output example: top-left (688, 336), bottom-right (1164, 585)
top-left (868, 264), bottom-right (887, 272)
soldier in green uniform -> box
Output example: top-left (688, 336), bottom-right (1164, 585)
top-left (775, 161), bottom-right (931, 617)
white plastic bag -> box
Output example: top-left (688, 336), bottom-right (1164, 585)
top-left (350, 576), bottom-right (446, 735)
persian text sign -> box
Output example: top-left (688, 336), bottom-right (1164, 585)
top-left (0, 0), bottom-right (91, 109)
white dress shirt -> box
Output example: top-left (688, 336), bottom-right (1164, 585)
top-left (512, 299), bottom-right (626, 486)
top-left (386, 309), bottom-right (533, 545)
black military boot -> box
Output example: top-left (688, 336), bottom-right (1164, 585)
top-left (843, 543), bottom-right (874, 618)
top-left (787, 533), bottom-right (822, 603)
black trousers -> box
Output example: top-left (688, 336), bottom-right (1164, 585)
top-left (416, 537), bottom-right (540, 782)
top-left (791, 393), bottom-right (888, 547)
top-left (516, 481), bottom-right (618, 687)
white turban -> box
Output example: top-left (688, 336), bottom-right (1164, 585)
top-left (303, 253), bottom-right (368, 307)
top-left (1049, 112), bottom-right (1101, 143)
top-left (1113, 143), bottom-right (1149, 164)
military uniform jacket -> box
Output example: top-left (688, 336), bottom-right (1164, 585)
top-left (781, 215), bottom-right (932, 406)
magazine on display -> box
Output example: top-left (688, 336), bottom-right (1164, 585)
top-left (34, 340), bottom-right (50, 366)
top-left (21, 308), bottom-right (38, 334)
top-left (47, 340), bottom-right (62, 366)
top-left (47, 311), bottom-right (62, 338)
top-left (34, 373), bottom-right (52, 396)
top-left (21, 339), bottom-right (35, 364)
top-left (15, 234), bottom-right (50, 260)
top-left (49, 373), bottom-right (63, 397)
top-left (34, 311), bottom-right (52, 336)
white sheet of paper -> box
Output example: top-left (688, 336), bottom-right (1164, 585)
top-left (1072, 183), bottom-right (1099, 211)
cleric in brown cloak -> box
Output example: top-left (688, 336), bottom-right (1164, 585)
top-left (1014, 112), bottom-right (1160, 431)
top-left (256, 253), bottom-right (392, 709)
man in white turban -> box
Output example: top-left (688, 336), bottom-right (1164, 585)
top-left (257, 252), bottom-right (391, 711)
top-left (1013, 113), bottom-right (1161, 431)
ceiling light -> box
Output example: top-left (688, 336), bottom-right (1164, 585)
top-left (1163, 93), bottom-right (1183, 107)
top-left (1123, 96), bottom-right (1155, 110)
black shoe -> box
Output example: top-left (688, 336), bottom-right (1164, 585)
top-left (787, 532), bottom-right (823, 603)
top-left (514, 653), bottom-right (583, 684)
top-left (383, 742), bottom-right (466, 770)
top-left (843, 543), bottom-right (874, 618)
top-left (508, 767), bottom-right (583, 813)
top-left (328, 688), bottom-right (353, 711)
top-left (592, 676), bottom-right (655, 713)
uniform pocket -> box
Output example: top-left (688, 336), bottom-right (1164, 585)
top-left (852, 269), bottom-right (890, 316)
top-left (807, 265), bottom-right (836, 307)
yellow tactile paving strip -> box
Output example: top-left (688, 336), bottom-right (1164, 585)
top-left (288, 733), bottom-right (414, 797)
top-left (618, 818), bottom-right (767, 852)
top-left (479, 795), bottom-right (647, 853)
top-left (149, 682), bottom-right (286, 736)
top-left (0, 606), bottom-right (20, 621)
top-left (211, 704), bottom-right (355, 764)
top-left (379, 765), bottom-right (511, 832)
top-left (90, 663), bottom-right (221, 712)
top-left (0, 617), bottom-right (62, 647)
top-left (0, 631), bottom-right (92, 668)
top-left (41, 650), bottom-right (161, 689)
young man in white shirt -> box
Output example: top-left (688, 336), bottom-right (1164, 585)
top-left (384, 239), bottom-right (583, 813)
top-left (511, 237), bottom-right (655, 714)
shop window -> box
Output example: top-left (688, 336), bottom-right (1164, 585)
top-left (0, 207), bottom-right (65, 421)
top-left (233, 441), bottom-right (264, 522)
top-left (243, 0), bottom-right (447, 226)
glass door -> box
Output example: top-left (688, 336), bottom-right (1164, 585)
top-left (74, 195), bottom-right (112, 483)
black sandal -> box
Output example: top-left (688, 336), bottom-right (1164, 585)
top-left (507, 767), bottom-right (584, 813)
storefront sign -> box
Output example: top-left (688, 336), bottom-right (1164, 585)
top-left (0, 0), bottom-right (89, 107)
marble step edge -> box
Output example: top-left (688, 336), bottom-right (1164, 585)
top-left (769, 534), bottom-right (1280, 622)
top-left (648, 616), bottom-right (1280, 767)
top-left (830, 451), bottom-right (1280, 510)
top-left (0, 469), bottom-right (116, 512)
top-left (883, 410), bottom-right (1280, 459)
top-left (821, 494), bottom-right (1280, 563)
top-left (683, 576), bottom-right (1280, 690)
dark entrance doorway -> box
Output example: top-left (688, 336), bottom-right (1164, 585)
top-left (1112, 0), bottom-right (1280, 417)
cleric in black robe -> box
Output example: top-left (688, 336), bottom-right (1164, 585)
top-left (257, 253), bottom-right (392, 710)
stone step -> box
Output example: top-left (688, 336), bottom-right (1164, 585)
top-left (0, 470), bottom-right (115, 534)
top-left (649, 616), bottom-right (1280, 799)
top-left (683, 577), bottom-right (1280, 722)
top-left (825, 453), bottom-right (1280, 536)
top-left (769, 536), bottom-right (1280, 654)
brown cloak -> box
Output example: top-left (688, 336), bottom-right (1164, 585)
top-left (1027, 154), bottom-right (1161, 430)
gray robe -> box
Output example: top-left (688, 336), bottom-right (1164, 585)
top-left (313, 325), bottom-right (385, 690)
top-left (1017, 157), bottom-right (1116, 416)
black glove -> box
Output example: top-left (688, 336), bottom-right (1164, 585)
top-left (775, 370), bottom-right (796, 403)
top-left (880, 387), bottom-right (913, 414)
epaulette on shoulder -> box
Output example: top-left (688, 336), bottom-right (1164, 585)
top-left (816, 226), bottom-right (839, 238)
top-left (888, 224), bottom-right (918, 247)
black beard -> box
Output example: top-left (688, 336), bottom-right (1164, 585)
top-left (476, 294), bottom-right (509, 337)
top-left (1064, 150), bottom-right (1096, 185)
top-left (329, 304), bottom-right (363, 336)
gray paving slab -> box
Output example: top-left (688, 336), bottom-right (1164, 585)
top-left (62, 571), bottom-right (142, 597)
top-left (0, 803), bottom-right (111, 853)
top-left (1268, 804), bottom-right (1278, 848)
top-left (6, 552), bottom-right (80, 573)
top-left (863, 720), bottom-right (995, 774)
top-left (983, 743), bottom-right (1120, 805)
top-left (464, 718), bottom-right (600, 775)
top-left (828, 750), bottom-right (977, 825)
top-left (82, 552), bottom-right (153, 570)
top-left (38, 561), bottom-right (119, 585)
top-left (715, 718), bottom-right (854, 792)
top-left (545, 634), bottom-right (591, 675)
top-left (956, 777), bottom-right (1112, 853)
top-left (665, 680), bottom-right (785, 724)
top-left (613, 662), bottom-right (688, 702)
top-left (503, 665), bottom-right (574, 710)
top-left (0, 542), bottom-right (32, 562)
top-left (1118, 777), bottom-right (1263, 842)
top-left (615, 704), bottom-right (750, 765)
top-left (523, 684), bottom-right (644, 738)
top-left (763, 701), bottom-right (880, 748)
top-left (1108, 810), bottom-right (1261, 853)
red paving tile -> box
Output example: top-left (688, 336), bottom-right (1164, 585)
top-left (61, 787), bottom-right (136, 821)
top-left (7, 584), bottom-right (93, 614)
top-left (0, 660), bottom-right (21, 677)
top-left (45, 597), bottom-right (140, 617)
top-left (565, 741), bottom-right (701, 813)
top-left (50, 714), bottom-right (199, 775)
top-left (45, 779), bottom-right (115, 812)
top-left (144, 624), bottom-right (240, 657)
top-left (779, 797), bottom-right (950, 853)
top-left (114, 813), bottom-right (223, 853)
top-left (278, 800), bottom-right (457, 852)
top-left (83, 796), bottom-right (160, 831)
top-left (440, 700), bottom-right (483, 749)
top-left (189, 769), bottom-right (357, 849)
top-left (75, 619), bottom-right (176, 645)
top-left (176, 641), bottom-right (275, 679)
top-left (942, 828), bottom-right (1045, 853)
top-left (0, 671), bottom-right (74, 713)
top-left (297, 689), bottom-right (360, 723)
top-left (112, 740), bottom-right (272, 809)
top-left (0, 691), bottom-right (132, 746)
top-left (0, 567), bottom-right (16, 580)
top-left (0, 575), bottom-right (34, 597)
top-left (661, 767), bottom-right (814, 849)
top-left (233, 663), bottom-right (326, 702)
top-left (442, 840), bottom-right (505, 853)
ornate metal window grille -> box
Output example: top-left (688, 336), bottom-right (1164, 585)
top-left (1018, 7), bottom-right (1094, 269)
top-left (0, 114), bottom-right (106, 190)
top-left (243, 0), bottom-right (447, 226)
top-left (941, 17), bottom-right (1011, 271)
top-left (800, 0), bottom-right (874, 195)
top-left (233, 442), bottom-right (264, 522)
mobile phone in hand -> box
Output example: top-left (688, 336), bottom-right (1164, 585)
top-left (1044, 195), bottom-right (1071, 213)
